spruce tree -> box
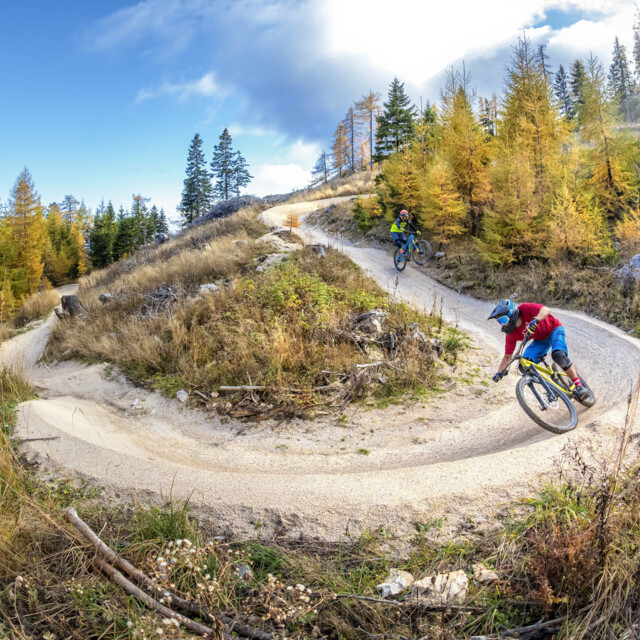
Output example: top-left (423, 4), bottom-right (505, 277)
top-left (157, 209), bottom-right (169, 234)
top-left (179, 133), bottom-right (213, 224)
top-left (537, 44), bottom-right (552, 82)
top-left (374, 77), bottom-right (417, 162)
top-left (232, 151), bottom-right (252, 197)
top-left (570, 59), bottom-right (587, 119)
top-left (112, 207), bottom-right (136, 261)
top-left (554, 65), bottom-right (573, 120)
top-left (609, 36), bottom-right (635, 122)
top-left (211, 128), bottom-right (235, 202)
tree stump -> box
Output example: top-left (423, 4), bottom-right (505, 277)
top-left (61, 295), bottom-right (86, 317)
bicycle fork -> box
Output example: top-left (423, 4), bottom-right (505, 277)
top-left (525, 367), bottom-right (557, 411)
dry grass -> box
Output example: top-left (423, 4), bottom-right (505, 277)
top-left (48, 243), bottom-right (447, 415)
top-left (1, 360), bottom-right (640, 638)
top-left (286, 171), bottom-right (376, 204)
top-left (14, 289), bottom-right (60, 325)
top-left (0, 324), bottom-right (17, 341)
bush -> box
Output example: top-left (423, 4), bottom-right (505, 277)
top-left (352, 195), bottom-right (383, 232)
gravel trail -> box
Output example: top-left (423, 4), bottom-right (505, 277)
top-left (6, 200), bottom-right (639, 539)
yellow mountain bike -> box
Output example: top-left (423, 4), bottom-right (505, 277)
top-left (497, 334), bottom-right (595, 434)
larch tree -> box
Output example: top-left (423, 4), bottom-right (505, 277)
top-left (374, 77), bottom-right (417, 161)
top-left (355, 91), bottom-right (382, 171)
top-left (60, 194), bottom-right (79, 225)
top-left (545, 180), bottom-right (608, 261)
top-left (332, 123), bottom-right (349, 177)
top-left (500, 35), bottom-right (567, 198)
top-left (440, 67), bottom-right (491, 236)
top-left (342, 106), bottom-right (358, 174)
top-left (581, 54), bottom-right (636, 219)
top-left (479, 141), bottom-right (542, 265)
top-left (376, 147), bottom-right (424, 223)
top-left (7, 169), bottom-right (46, 295)
top-left (179, 133), bottom-right (213, 224)
top-left (211, 128), bottom-right (235, 202)
top-left (422, 160), bottom-right (467, 246)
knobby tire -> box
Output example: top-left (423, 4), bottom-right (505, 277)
top-left (394, 248), bottom-right (407, 272)
top-left (412, 240), bottom-right (431, 265)
top-left (516, 375), bottom-right (577, 434)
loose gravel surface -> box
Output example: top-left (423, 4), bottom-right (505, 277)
top-left (6, 200), bottom-right (639, 540)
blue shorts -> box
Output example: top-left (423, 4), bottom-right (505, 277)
top-left (523, 326), bottom-right (568, 363)
top-left (391, 231), bottom-right (406, 245)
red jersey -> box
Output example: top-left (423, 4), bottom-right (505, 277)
top-left (504, 303), bottom-right (562, 355)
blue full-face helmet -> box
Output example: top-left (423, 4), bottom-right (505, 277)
top-left (488, 299), bottom-right (519, 334)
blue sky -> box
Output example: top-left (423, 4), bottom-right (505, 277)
top-left (0, 0), bottom-right (637, 223)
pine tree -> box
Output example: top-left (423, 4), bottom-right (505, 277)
top-left (211, 128), bottom-right (236, 203)
top-left (232, 151), bottom-right (252, 197)
top-left (554, 65), bottom-right (573, 120)
top-left (355, 91), bottom-right (382, 171)
top-left (570, 59), bottom-right (587, 120)
top-left (310, 151), bottom-right (331, 186)
top-left (332, 123), bottom-right (349, 176)
top-left (7, 169), bottom-right (46, 295)
top-left (374, 77), bottom-right (417, 162)
top-left (609, 36), bottom-right (635, 122)
top-left (179, 133), bottom-right (213, 224)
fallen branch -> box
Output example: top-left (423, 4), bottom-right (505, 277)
top-left (93, 556), bottom-right (226, 639)
top-left (65, 508), bottom-right (272, 640)
top-left (335, 593), bottom-right (484, 613)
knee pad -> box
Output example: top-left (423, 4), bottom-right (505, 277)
top-left (552, 349), bottom-right (572, 371)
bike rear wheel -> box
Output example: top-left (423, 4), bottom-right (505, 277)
top-left (516, 375), bottom-right (577, 434)
top-left (552, 365), bottom-right (596, 408)
top-left (412, 240), bottom-right (432, 265)
top-left (394, 248), bottom-right (407, 271)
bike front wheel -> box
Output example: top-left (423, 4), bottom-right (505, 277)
top-left (412, 240), bottom-right (432, 265)
top-left (516, 375), bottom-right (577, 434)
top-left (394, 248), bottom-right (407, 272)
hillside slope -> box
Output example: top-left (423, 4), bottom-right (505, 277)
top-left (6, 197), bottom-right (640, 540)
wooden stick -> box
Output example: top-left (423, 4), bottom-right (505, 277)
top-left (93, 556), bottom-right (226, 639)
top-left (65, 508), bottom-right (272, 640)
top-left (335, 593), bottom-right (484, 613)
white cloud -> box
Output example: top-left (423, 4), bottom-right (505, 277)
top-left (228, 123), bottom-right (275, 137)
top-left (285, 139), bottom-right (321, 166)
top-left (547, 5), bottom-right (636, 62)
top-left (136, 72), bottom-right (224, 103)
top-left (321, 0), bottom-right (635, 86)
top-left (251, 162), bottom-right (311, 197)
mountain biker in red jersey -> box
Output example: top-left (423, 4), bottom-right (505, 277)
top-left (488, 299), bottom-right (589, 401)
